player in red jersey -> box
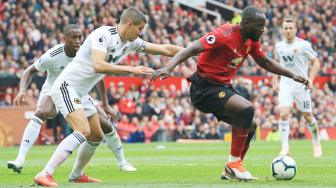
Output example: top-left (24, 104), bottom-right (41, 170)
top-left (151, 6), bottom-right (310, 180)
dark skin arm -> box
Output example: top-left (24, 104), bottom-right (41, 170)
top-left (150, 41), bottom-right (203, 81)
top-left (151, 41), bottom-right (310, 88)
top-left (254, 56), bottom-right (310, 88)
top-left (13, 65), bottom-right (38, 106)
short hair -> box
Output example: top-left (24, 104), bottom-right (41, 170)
top-left (241, 6), bottom-right (265, 22)
top-left (64, 24), bottom-right (80, 35)
top-left (283, 17), bottom-right (296, 23)
top-left (120, 7), bottom-right (146, 25)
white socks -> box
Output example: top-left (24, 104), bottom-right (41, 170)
top-left (16, 115), bottom-right (43, 163)
top-left (228, 155), bottom-right (240, 163)
top-left (70, 141), bottom-right (100, 179)
top-left (43, 131), bottom-right (86, 175)
top-left (308, 118), bottom-right (320, 145)
top-left (104, 128), bottom-right (127, 165)
top-left (279, 120), bottom-right (290, 149)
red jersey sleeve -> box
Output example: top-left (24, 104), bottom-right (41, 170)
top-left (199, 28), bottom-right (228, 51)
top-left (250, 41), bottom-right (266, 59)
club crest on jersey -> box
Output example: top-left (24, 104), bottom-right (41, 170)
top-left (74, 98), bottom-right (81, 104)
top-left (206, 35), bottom-right (215, 44)
top-left (218, 91), bottom-right (226, 98)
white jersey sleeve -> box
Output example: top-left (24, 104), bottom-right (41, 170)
top-left (34, 52), bottom-right (52, 72)
top-left (130, 38), bottom-right (147, 52)
top-left (302, 41), bottom-right (318, 60)
top-left (91, 32), bottom-right (111, 53)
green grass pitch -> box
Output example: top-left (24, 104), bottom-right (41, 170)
top-left (1, 140), bottom-right (336, 187)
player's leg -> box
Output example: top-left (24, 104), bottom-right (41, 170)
top-left (69, 108), bottom-right (103, 183)
top-left (189, 80), bottom-right (255, 180)
top-left (8, 95), bottom-right (57, 173)
top-left (241, 121), bottom-right (257, 161)
top-left (277, 89), bottom-right (293, 156)
top-left (96, 105), bottom-right (137, 171)
top-left (278, 106), bottom-right (291, 155)
top-left (216, 94), bottom-right (256, 180)
top-left (295, 91), bottom-right (322, 157)
top-left (34, 83), bottom-right (90, 186)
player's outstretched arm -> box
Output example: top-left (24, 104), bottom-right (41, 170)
top-left (151, 41), bottom-right (203, 81)
top-left (308, 57), bottom-right (320, 87)
top-left (254, 56), bottom-right (310, 88)
top-left (143, 43), bottom-right (183, 57)
top-left (13, 65), bottom-right (38, 106)
top-left (92, 49), bottom-right (154, 75)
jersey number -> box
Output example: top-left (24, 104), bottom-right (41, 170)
top-left (303, 101), bottom-right (310, 109)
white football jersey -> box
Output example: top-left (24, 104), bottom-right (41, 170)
top-left (275, 37), bottom-right (317, 88)
top-left (34, 43), bottom-right (73, 92)
top-left (53, 26), bottom-right (147, 97)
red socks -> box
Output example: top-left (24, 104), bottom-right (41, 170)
top-left (230, 126), bottom-right (249, 158)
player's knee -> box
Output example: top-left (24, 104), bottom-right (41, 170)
top-left (77, 127), bottom-right (91, 138)
top-left (237, 106), bottom-right (255, 128)
top-left (87, 132), bottom-right (103, 142)
top-left (99, 116), bottom-right (113, 134)
top-left (35, 109), bottom-right (52, 120)
top-left (280, 112), bottom-right (289, 121)
top-left (249, 121), bottom-right (257, 133)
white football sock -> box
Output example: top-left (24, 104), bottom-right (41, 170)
top-left (16, 115), bottom-right (43, 163)
top-left (228, 155), bottom-right (240, 163)
top-left (43, 131), bottom-right (86, 175)
top-left (104, 128), bottom-right (127, 165)
top-left (308, 118), bottom-right (319, 145)
top-left (70, 141), bottom-right (100, 179)
top-left (279, 120), bottom-right (290, 149)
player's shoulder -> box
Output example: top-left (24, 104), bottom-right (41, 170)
top-left (46, 43), bottom-right (65, 58)
top-left (275, 40), bottom-right (286, 49)
top-left (93, 26), bottom-right (118, 37)
top-left (217, 23), bottom-right (240, 36)
top-left (295, 37), bottom-right (312, 47)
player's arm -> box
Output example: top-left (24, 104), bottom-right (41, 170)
top-left (151, 41), bottom-right (203, 80)
top-left (143, 42), bottom-right (183, 57)
top-left (96, 79), bottom-right (119, 121)
top-left (308, 57), bottom-right (320, 87)
top-left (272, 50), bottom-right (280, 91)
top-left (92, 49), bottom-right (153, 75)
top-left (254, 56), bottom-right (309, 87)
top-left (13, 64), bottom-right (39, 106)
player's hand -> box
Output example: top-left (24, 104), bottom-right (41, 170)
top-left (101, 104), bottom-right (120, 122)
top-left (150, 67), bottom-right (172, 82)
top-left (13, 92), bottom-right (26, 107)
top-left (131, 66), bottom-right (154, 75)
top-left (292, 75), bottom-right (310, 89)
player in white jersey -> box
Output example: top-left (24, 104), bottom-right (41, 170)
top-left (273, 18), bottom-right (322, 157)
top-left (8, 25), bottom-right (137, 174)
top-left (34, 7), bottom-right (182, 186)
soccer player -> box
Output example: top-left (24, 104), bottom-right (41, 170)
top-left (151, 6), bottom-right (310, 180)
top-left (33, 7), bottom-right (182, 186)
top-left (273, 18), bottom-right (322, 157)
top-left (7, 25), bottom-right (136, 174)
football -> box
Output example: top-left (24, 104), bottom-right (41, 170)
top-left (271, 156), bottom-right (297, 180)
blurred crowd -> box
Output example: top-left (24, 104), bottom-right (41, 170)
top-left (0, 0), bottom-right (335, 142)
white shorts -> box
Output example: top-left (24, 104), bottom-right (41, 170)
top-left (278, 87), bottom-right (312, 112)
top-left (51, 81), bottom-right (97, 118)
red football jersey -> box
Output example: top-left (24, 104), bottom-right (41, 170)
top-left (198, 24), bottom-right (266, 84)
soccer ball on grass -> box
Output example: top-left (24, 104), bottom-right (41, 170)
top-left (271, 155), bottom-right (297, 180)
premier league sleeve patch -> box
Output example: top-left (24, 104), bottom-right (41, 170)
top-left (206, 35), bottom-right (216, 44)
